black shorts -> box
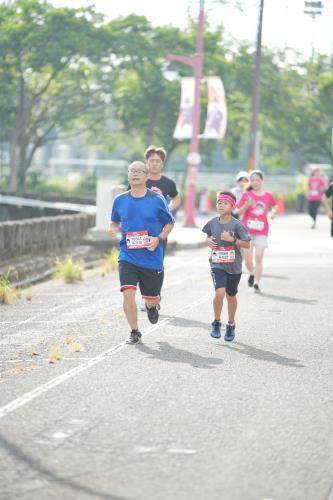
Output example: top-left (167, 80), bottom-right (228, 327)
top-left (210, 268), bottom-right (241, 296)
top-left (119, 260), bottom-right (161, 300)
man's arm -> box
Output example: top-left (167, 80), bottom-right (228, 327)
top-left (169, 194), bottom-right (181, 212)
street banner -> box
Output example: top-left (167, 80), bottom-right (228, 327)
top-left (203, 77), bottom-right (227, 139)
top-left (173, 77), bottom-right (195, 139)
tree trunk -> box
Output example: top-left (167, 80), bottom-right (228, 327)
top-left (9, 135), bottom-right (18, 193)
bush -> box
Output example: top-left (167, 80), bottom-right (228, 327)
top-left (54, 257), bottom-right (84, 283)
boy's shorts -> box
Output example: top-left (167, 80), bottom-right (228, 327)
top-left (119, 260), bottom-right (161, 300)
top-left (210, 268), bottom-right (241, 296)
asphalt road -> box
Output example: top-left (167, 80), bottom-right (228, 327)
top-left (0, 214), bottom-right (332, 500)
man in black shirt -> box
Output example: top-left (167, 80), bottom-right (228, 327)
top-left (321, 183), bottom-right (333, 237)
top-left (141, 145), bottom-right (180, 308)
top-left (144, 145), bottom-right (180, 214)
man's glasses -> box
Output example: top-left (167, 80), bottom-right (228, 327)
top-left (128, 169), bottom-right (147, 175)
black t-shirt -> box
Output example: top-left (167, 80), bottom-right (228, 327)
top-left (146, 176), bottom-right (178, 201)
top-left (325, 183), bottom-right (333, 209)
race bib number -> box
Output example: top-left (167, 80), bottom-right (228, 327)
top-left (310, 189), bottom-right (319, 196)
top-left (247, 219), bottom-right (264, 231)
top-left (126, 230), bottom-right (151, 249)
top-left (211, 246), bottom-right (235, 264)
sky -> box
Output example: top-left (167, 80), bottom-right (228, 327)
top-left (50, 0), bottom-right (333, 59)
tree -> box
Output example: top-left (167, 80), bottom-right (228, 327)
top-left (0, 0), bottom-right (110, 192)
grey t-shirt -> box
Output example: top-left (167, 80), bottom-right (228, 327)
top-left (202, 216), bottom-right (251, 274)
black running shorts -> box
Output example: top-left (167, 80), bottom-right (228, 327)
top-left (119, 260), bottom-right (161, 300)
top-left (210, 268), bottom-right (241, 296)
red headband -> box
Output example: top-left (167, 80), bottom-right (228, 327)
top-left (217, 194), bottom-right (236, 206)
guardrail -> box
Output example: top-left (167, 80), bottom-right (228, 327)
top-left (0, 213), bottom-right (95, 260)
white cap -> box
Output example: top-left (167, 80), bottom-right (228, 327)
top-left (236, 171), bottom-right (249, 181)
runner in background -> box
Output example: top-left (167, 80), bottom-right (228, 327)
top-left (109, 161), bottom-right (174, 345)
top-left (202, 191), bottom-right (251, 341)
top-left (307, 166), bottom-right (327, 229)
top-left (237, 170), bottom-right (277, 293)
top-left (231, 171), bottom-right (249, 219)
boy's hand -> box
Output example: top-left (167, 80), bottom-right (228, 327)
top-left (221, 231), bottom-right (234, 242)
top-left (207, 237), bottom-right (218, 249)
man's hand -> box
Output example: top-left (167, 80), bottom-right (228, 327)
top-left (147, 236), bottom-right (160, 252)
top-left (108, 222), bottom-right (119, 239)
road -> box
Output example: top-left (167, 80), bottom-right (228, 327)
top-left (0, 213), bottom-right (332, 500)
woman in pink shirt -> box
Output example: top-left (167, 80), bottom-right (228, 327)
top-left (237, 170), bottom-right (277, 293)
top-left (307, 167), bottom-right (326, 229)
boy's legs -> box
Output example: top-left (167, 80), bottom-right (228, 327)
top-left (213, 287), bottom-right (226, 321)
top-left (226, 293), bottom-right (237, 324)
top-left (225, 273), bottom-right (241, 342)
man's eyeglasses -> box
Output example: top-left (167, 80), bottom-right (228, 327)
top-left (128, 169), bottom-right (147, 175)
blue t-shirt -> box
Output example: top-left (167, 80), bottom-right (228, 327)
top-left (111, 189), bottom-right (174, 270)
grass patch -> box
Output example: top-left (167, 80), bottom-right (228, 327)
top-left (54, 257), bottom-right (84, 283)
top-left (100, 248), bottom-right (118, 277)
top-left (0, 273), bottom-right (21, 305)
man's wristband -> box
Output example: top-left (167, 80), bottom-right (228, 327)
top-left (158, 235), bottom-right (164, 243)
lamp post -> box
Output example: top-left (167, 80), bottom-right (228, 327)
top-left (167, 0), bottom-right (204, 226)
top-left (247, 0), bottom-right (264, 172)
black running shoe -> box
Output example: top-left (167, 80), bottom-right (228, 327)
top-left (146, 305), bottom-right (159, 324)
top-left (248, 274), bottom-right (254, 287)
top-left (253, 283), bottom-right (260, 293)
top-left (126, 330), bottom-right (142, 345)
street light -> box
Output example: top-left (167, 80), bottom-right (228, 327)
top-left (167, 0), bottom-right (205, 227)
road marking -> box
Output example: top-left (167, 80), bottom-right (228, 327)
top-left (0, 294), bottom-right (208, 420)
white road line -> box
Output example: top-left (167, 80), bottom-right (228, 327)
top-left (1, 256), bottom-right (205, 332)
top-left (0, 294), bottom-right (208, 420)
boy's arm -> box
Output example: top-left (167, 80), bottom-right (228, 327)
top-left (221, 231), bottom-right (250, 249)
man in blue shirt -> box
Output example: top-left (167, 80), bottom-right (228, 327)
top-left (109, 161), bottom-right (174, 344)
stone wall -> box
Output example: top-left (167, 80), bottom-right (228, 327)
top-left (0, 213), bottom-right (95, 260)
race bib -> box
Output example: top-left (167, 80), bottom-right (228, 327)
top-left (126, 230), bottom-right (151, 249)
top-left (310, 189), bottom-right (319, 196)
top-left (247, 219), bottom-right (264, 231)
top-left (211, 246), bottom-right (235, 264)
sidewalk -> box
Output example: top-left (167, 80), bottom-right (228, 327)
top-left (167, 211), bottom-right (208, 251)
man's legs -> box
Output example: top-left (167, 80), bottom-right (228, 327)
top-left (122, 288), bottom-right (138, 331)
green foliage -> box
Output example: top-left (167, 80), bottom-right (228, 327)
top-left (0, 272), bottom-right (21, 304)
top-left (1, 0), bottom-right (333, 192)
top-left (100, 248), bottom-right (118, 276)
top-left (54, 257), bottom-right (84, 283)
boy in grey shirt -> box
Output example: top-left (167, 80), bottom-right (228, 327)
top-left (202, 191), bottom-right (251, 341)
